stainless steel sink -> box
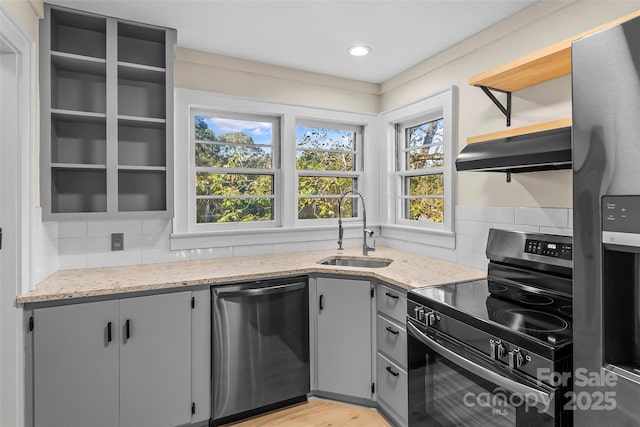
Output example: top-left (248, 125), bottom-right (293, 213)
top-left (318, 256), bottom-right (393, 268)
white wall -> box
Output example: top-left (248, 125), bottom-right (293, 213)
top-left (47, 1), bottom-right (640, 273)
top-left (382, 1), bottom-right (640, 209)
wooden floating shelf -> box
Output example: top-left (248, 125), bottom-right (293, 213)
top-left (469, 9), bottom-right (640, 92)
top-left (467, 118), bottom-right (571, 144)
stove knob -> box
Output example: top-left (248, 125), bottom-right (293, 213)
top-left (490, 339), bottom-right (506, 359)
top-left (414, 306), bottom-right (425, 322)
top-left (426, 311), bottom-right (438, 326)
top-left (508, 348), bottom-right (525, 369)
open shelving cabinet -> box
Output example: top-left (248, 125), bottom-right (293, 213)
top-left (40, 5), bottom-right (176, 219)
top-left (468, 9), bottom-right (640, 138)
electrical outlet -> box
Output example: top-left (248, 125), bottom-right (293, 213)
top-left (111, 233), bottom-right (124, 251)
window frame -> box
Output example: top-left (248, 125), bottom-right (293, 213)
top-left (189, 108), bottom-right (282, 230)
top-left (295, 119), bottom-right (364, 225)
top-left (396, 113), bottom-right (446, 226)
top-left (383, 87), bottom-right (456, 236)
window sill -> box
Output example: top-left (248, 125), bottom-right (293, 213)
top-left (170, 223), bottom-right (374, 251)
top-left (380, 224), bottom-right (455, 249)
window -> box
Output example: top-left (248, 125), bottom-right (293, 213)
top-left (296, 121), bottom-right (362, 220)
top-left (386, 87), bottom-right (456, 238)
top-left (397, 116), bottom-right (445, 223)
top-left (192, 110), bottom-right (279, 226)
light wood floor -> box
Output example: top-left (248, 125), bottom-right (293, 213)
top-left (226, 398), bottom-right (391, 426)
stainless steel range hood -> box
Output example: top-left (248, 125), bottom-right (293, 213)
top-left (455, 126), bottom-right (571, 174)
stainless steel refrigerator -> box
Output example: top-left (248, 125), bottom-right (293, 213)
top-left (573, 14), bottom-right (640, 426)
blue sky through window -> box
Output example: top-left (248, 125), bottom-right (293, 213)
top-left (296, 127), bottom-right (354, 151)
top-left (200, 116), bottom-right (272, 145)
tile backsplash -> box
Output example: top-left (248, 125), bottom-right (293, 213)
top-left (45, 205), bottom-right (573, 276)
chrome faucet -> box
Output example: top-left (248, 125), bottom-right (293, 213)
top-left (337, 190), bottom-right (375, 256)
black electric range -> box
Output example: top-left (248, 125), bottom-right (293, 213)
top-left (407, 229), bottom-right (573, 426)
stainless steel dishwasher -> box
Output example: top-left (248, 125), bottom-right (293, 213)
top-left (211, 276), bottom-right (309, 425)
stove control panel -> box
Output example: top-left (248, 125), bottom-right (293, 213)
top-left (525, 239), bottom-right (572, 260)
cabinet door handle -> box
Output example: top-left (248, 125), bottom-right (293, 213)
top-left (386, 366), bottom-right (400, 377)
top-left (319, 294), bottom-right (324, 312)
top-left (125, 319), bottom-right (131, 340)
top-left (385, 292), bottom-right (399, 299)
top-left (385, 326), bottom-right (399, 335)
top-left (107, 322), bottom-right (112, 342)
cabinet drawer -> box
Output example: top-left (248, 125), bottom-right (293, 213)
top-left (376, 315), bottom-right (406, 366)
top-left (377, 353), bottom-right (408, 424)
top-left (376, 284), bottom-right (406, 323)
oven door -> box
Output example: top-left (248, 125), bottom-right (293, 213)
top-left (407, 320), bottom-right (559, 427)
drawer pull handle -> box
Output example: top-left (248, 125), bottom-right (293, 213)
top-left (385, 292), bottom-right (399, 299)
top-left (107, 322), bottom-right (112, 343)
top-left (319, 294), bottom-right (324, 312)
top-left (386, 366), bottom-right (400, 377)
top-left (125, 319), bottom-right (131, 340)
top-left (385, 326), bottom-right (399, 335)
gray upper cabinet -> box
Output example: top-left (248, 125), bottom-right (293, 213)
top-left (316, 277), bottom-right (373, 400)
top-left (40, 5), bottom-right (176, 219)
top-left (32, 291), bottom-right (204, 427)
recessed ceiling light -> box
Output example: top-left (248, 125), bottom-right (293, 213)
top-left (348, 45), bottom-right (371, 57)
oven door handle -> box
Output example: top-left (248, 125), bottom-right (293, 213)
top-left (407, 321), bottom-right (554, 417)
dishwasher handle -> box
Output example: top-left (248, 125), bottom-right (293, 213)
top-left (215, 282), bottom-right (306, 299)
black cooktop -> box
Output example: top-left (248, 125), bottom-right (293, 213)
top-left (409, 278), bottom-right (573, 350)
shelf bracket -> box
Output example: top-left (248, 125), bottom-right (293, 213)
top-left (479, 86), bottom-right (512, 127)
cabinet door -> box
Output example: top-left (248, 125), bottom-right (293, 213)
top-left (316, 277), bottom-right (372, 399)
top-left (33, 300), bottom-right (119, 427)
top-left (119, 292), bottom-right (191, 427)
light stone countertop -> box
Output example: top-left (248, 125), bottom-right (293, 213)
top-left (17, 246), bottom-right (486, 304)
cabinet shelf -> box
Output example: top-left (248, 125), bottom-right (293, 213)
top-left (118, 170), bottom-right (166, 212)
top-left (118, 165), bottom-right (166, 171)
top-left (41, 4), bottom-right (175, 219)
top-left (51, 56), bottom-right (106, 113)
top-left (52, 51), bottom-right (106, 72)
top-left (118, 61), bottom-right (165, 74)
top-left (52, 114), bottom-right (106, 165)
top-left (117, 115), bottom-right (166, 125)
top-left (50, 8), bottom-right (106, 59)
top-left (52, 163), bottom-right (106, 170)
top-left (51, 168), bottom-right (107, 213)
top-left (118, 22), bottom-right (166, 69)
top-left (52, 109), bottom-right (106, 121)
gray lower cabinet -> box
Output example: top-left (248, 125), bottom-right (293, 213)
top-left (316, 277), bottom-right (372, 400)
top-left (33, 300), bottom-right (119, 427)
top-left (32, 290), bottom-right (208, 427)
top-left (376, 283), bottom-right (408, 426)
top-left (119, 293), bottom-right (191, 427)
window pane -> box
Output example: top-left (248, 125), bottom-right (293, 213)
top-left (196, 198), bottom-right (273, 223)
top-left (196, 143), bottom-right (272, 168)
top-left (406, 198), bottom-right (444, 223)
top-left (406, 174), bottom-right (444, 196)
top-left (296, 127), bottom-right (354, 151)
top-left (196, 173), bottom-right (273, 196)
top-left (195, 115), bottom-right (272, 145)
top-left (406, 118), bottom-right (443, 148)
top-left (298, 197), bottom-right (357, 220)
top-left (296, 151), bottom-right (354, 171)
top-left (298, 176), bottom-right (356, 196)
top-left (408, 144), bottom-right (444, 169)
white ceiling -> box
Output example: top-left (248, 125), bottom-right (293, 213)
top-left (46, 0), bottom-right (538, 83)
